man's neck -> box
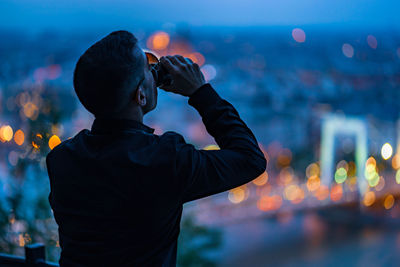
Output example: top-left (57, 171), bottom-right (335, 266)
top-left (96, 107), bottom-right (144, 123)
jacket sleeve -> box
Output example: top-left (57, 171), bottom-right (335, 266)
top-left (169, 83), bottom-right (267, 204)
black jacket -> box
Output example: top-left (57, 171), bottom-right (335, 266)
top-left (46, 83), bottom-right (267, 266)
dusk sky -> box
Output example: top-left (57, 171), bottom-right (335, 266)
top-left (1, 0), bottom-right (400, 33)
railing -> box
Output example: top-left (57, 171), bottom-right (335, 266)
top-left (0, 244), bottom-right (58, 267)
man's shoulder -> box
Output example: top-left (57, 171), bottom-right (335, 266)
top-left (158, 130), bottom-right (187, 145)
top-left (46, 129), bottom-right (89, 161)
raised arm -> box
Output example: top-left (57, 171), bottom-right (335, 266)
top-left (159, 55), bottom-right (267, 203)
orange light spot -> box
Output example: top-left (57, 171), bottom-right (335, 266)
top-left (257, 195), bottom-right (282, 211)
top-left (392, 154), bottom-right (400, 170)
top-left (306, 175), bottom-right (320, 192)
top-left (279, 167), bottom-right (294, 185)
top-left (330, 184), bottom-right (343, 202)
top-left (366, 156), bottom-right (376, 167)
top-left (363, 191), bottom-right (376, 206)
top-left (228, 185), bottom-right (248, 204)
top-left (18, 234), bottom-right (25, 247)
top-left (203, 144), bottom-right (220, 150)
top-left (32, 141), bottom-right (39, 149)
top-left (23, 102), bottom-right (39, 119)
top-left (0, 125), bottom-right (13, 142)
top-left (147, 31), bottom-right (170, 50)
top-left (253, 171), bottom-right (268, 186)
top-left (306, 163), bottom-right (320, 178)
top-left (187, 52), bottom-right (205, 66)
top-left (49, 135), bottom-right (61, 150)
top-left (314, 185), bottom-right (329, 201)
top-left (277, 148), bottom-right (292, 167)
top-left (14, 129), bottom-right (25, 146)
top-left (384, 194), bottom-right (395, 210)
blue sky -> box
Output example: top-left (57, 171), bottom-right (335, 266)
top-left (1, 0), bottom-right (399, 32)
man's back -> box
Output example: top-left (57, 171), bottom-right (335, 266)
top-left (46, 83), bottom-right (267, 266)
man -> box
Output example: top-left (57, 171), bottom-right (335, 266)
top-left (46, 30), bottom-right (267, 266)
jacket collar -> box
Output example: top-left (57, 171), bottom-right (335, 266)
top-left (91, 117), bottom-right (155, 135)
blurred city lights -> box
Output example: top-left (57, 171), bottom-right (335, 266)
top-left (334, 167), bottom-right (347, 184)
top-left (277, 148), bottom-right (292, 167)
top-left (8, 151), bottom-right (19, 166)
top-left (392, 154), bottom-right (400, 170)
top-left (279, 167), bottom-right (294, 185)
top-left (0, 125), bottom-right (13, 142)
top-left (306, 163), bottom-right (320, 178)
top-left (257, 195), bottom-right (282, 211)
top-left (49, 135), bottom-right (61, 150)
top-left (314, 185), bottom-right (330, 201)
top-left (306, 175), bottom-right (320, 192)
top-left (187, 52), bottom-right (205, 66)
top-left (330, 184), bottom-right (343, 202)
top-left (201, 64), bottom-right (217, 81)
top-left (375, 176), bottom-right (385, 192)
top-left (292, 28), bottom-right (306, 43)
top-left (363, 191), bottom-right (376, 206)
top-left (23, 102), bottom-right (39, 120)
top-left (203, 144), bottom-right (220, 150)
top-left (342, 43), bottom-right (354, 58)
top-left (14, 129), bottom-right (24, 146)
top-left (381, 143), bottom-right (393, 160)
top-left (367, 35), bottom-right (378, 49)
top-left (32, 133), bottom-right (43, 149)
top-left (365, 156), bottom-right (379, 187)
top-left (33, 65), bottom-right (62, 82)
top-left (383, 194), bottom-right (395, 210)
top-left (147, 31), bottom-right (170, 51)
top-left (228, 186), bottom-right (248, 204)
top-left (252, 171), bottom-right (268, 186)
top-left (396, 170), bottom-right (400, 184)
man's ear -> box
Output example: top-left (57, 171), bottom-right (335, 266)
top-left (135, 86), bottom-right (147, 107)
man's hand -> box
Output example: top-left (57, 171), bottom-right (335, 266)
top-left (159, 55), bottom-right (206, 97)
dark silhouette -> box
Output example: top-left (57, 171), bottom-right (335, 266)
top-left (45, 30), bottom-right (267, 266)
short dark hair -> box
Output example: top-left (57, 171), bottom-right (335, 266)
top-left (73, 30), bottom-right (144, 116)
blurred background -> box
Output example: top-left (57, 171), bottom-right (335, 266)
top-left (1, 0), bottom-right (400, 266)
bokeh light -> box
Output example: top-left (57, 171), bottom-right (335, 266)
top-left (203, 144), bottom-right (220, 150)
top-left (228, 185), bottom-right (248, 204)
top-left (367, 35), bottom-right (378, 49)
top-left (201, 64), bottom-right (217, 81)
top-left (381, 143), bottom-right (393, 160)
top-left (306, 163), bottom-right (320, 178)
top-left (292, 28), bottom-right (306, 43)
top-left (392, 154), bottom-right (400, 170)
top-left (314, 185), bottom-right (329, 201)
top-left (257, 195), bottom-right (282, 211)
top-left (396, 170), bottom-right (400, 184)
top-left (306, 175), bottom-right (320, 192)
top-left (330, 184), bottom-right (343, 202)
top-left (342, 43), bottom-right (354, 58)
top-left (363, 191), bottom-right (376, 206)
top-left (49, 135), bottom-right (61, 150)
top-left (147, 31), bottom-right (170, 51)
top-left (0, 125), bottom-right (14, 142)
top-left (14, 129), bottom-right (24, 146)
top-left (252, 171), bottom-right (269, 186)
top-left (334, 167), bottom-right (347, 184)
top-left (384, 194), bottom-right (395, 210)
top-left (187, 52), bottom-right (206, 66)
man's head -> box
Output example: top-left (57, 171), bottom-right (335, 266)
top-left (73, 30), bottom-right (157, 118)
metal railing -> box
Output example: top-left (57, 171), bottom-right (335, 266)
top-left (0, 243), bottom-right (58, 267)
